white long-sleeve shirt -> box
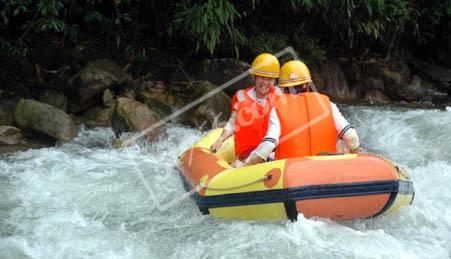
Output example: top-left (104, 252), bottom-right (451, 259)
top-left (247, 102), bottom-right (360, 162)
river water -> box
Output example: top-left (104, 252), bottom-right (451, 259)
top-left (1, 106), bottom-right (450, 258)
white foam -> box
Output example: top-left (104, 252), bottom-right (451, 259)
top-left (1, 109), bottom-right (451, 258)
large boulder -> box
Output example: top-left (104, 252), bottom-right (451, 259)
top-left (137, 81), bottom-right (191, 120)
top-left (0, 101), bottom-right (15, 125)
top-left (67, 59), bottom-right (125, 112)
top-left (102, 89), bottom-right (114, 107)
top-left (137, 91), bottom-right (173, 118)
top-left (111, 98), bottom-right (163, 141)
top-left (14, 99), bottom-right (76, 141)
top-left (363, 90), bottom-right (391, 105)
top-left (362, 77), bottom-right (385, 91)
top-left (397, 76), bottom-right (449, 103)
top-left (424, 65), bottom-right (451, 92)
top-left (82, 106), bottom-right (111, 128)
top-left (311, 61), bottom-right (356, 102)
top-left (364, 61), bottom-right (410, 85)
top-left (38, 89), bottom-right (68, 111)
top-left (397, 76), bottom-right (424, 102)
top-left (0, 126), bottom-right (24, 145)
top-left (185, 81), bottom-right (231, 130)
top-left (196, 59), bottom-right (253, 96)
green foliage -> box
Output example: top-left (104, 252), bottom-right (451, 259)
top-left (6, 0), bottom-right (66, 33)
top-left (0, 0), bottom-right (449, 59)
top-left (277, 0), bottom-right (449, 52)
top-left (170, 0), bottom-right (245, 55)
top-left (1, 0), bottom-right (136, 57)
top-left (291, 35), bottom-right (327, 63)
top-left (245, 33), bottom-right (289, 56)
top-left (0, 38), bottom-right (32, 58)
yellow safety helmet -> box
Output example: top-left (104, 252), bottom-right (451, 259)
top-left (278, 60), bottom-right (312, 87)
top-left (249, 53), bottom-right (280, 78)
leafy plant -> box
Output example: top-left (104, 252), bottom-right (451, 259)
top-left (245, 33), bottom-right (289, 56)
top-left (170, 0), bottom-right (245, 55)
top-left (292, 35), bottom-right (327, 63)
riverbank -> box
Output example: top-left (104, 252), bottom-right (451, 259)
top-left (1, 46), bottom-right (451, 154)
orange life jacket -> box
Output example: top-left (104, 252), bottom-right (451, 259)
top-left (233, 87), bottom-right (276, 160)
top-left (275, 92), bottom-right (337, 159)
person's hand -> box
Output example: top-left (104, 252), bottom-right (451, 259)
top-left (350, 148), bottom-right (360, 154)
top-left (210, 140), bottom-right (223, 153)
top-left (231, 160), bottom-right (244, 168)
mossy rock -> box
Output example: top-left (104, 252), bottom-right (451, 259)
top-left (14, 99), bottom-right (76, 141)
top-left (111, 97), bottom-right (163, 141)
top-left (136, 92), bottom-right (172, 118)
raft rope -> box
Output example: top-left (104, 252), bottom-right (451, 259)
top-left (196, 175), bottom-right (271, 191)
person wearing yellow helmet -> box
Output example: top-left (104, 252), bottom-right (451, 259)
top-left (238, 60), bottom-right (360, 167)
top-left (210, 53), bottom-right (282, 166)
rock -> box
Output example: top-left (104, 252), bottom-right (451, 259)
top-left (400, 101), bottom-right (435, 109)
top-left (363, 61), bottom-right (404, 85)
top-left (122, 78), bottom-right (146, 93)
top-left (150, 81), bottom-right (165, 93)
top-left (381, 69), bottom-right (403, 86)
top-left (137, 81), bottom-right (186, 113)
top-left (424, 88), bottom-right (448, 103)
top-left (0, 101), bottom-right (14, 125)
top-left (424, 65), bottom-right (451, 91)
top-left (68, 59), bottom-right (125, 104)
top-left (363, 62), bottom-right (384, 78)
top-left (118, 88), bottom-right (136, 99)
top-left (137, 91), bottom-right (172, 118)
top-left (0, 125), bottom-right (56, 154)
top-left (397, 76), bottom-right (449, 103)
top-left (82, 106), bottom-right (111, 128)
top-left (111, 98), bottom-right (163, 141)
top-left (38, 89), bottom-right (68, 111)
top-left (0, 126), bottom-right (24, 145)
top-left (0, 141), bottom-right (50, 154)
top-left (363, 90), bottom-right (391, 105)
top-left (0, 79), bottom-right (31, 101)
top-left (14, 99), bottom-right (76, 141)
top-left (397, 76), bottom-right (424, 102)
top-left (362, 77), bottom-right (384, 91)
top-left (102, 89), bottom-right (114, 107)
top-left (311, 61), bottom-right (356, 102)
top-left (196, 59), bottom-right (253, 96)
top-left (67, 98), bottom-right (99, 114)
top-left (71, 115), bottom-right (84, 126)
top-left (188, 81), bottom-right (231, 130)
top-left (342, 62), bottom-right (363, 84)
top-left (112, 136), bottom-right (136, 148)
top-left (358, 59), bottom-right (414, 100)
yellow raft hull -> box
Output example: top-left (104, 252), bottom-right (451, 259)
top-left (178, 129), bottom-right (414, 221)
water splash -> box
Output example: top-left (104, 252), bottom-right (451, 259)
top-left (1, 107), bottom-right (450, 258)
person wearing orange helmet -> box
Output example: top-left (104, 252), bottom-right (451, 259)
top-left (238, 60), bottom-right (360, 167)
top-left (210, 53), bottom-right (282, 166)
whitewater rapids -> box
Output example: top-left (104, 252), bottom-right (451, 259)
top-left (1, 106), bottom-right (450, 258)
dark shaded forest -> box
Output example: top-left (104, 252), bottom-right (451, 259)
top-left (1, 0), bottom-right (450, 63)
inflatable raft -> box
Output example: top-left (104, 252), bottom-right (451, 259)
top-left (177, 129), bottom-right (414, 221)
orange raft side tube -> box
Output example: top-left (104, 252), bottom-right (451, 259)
top-left (178, 129), bottom-right (414, 221)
